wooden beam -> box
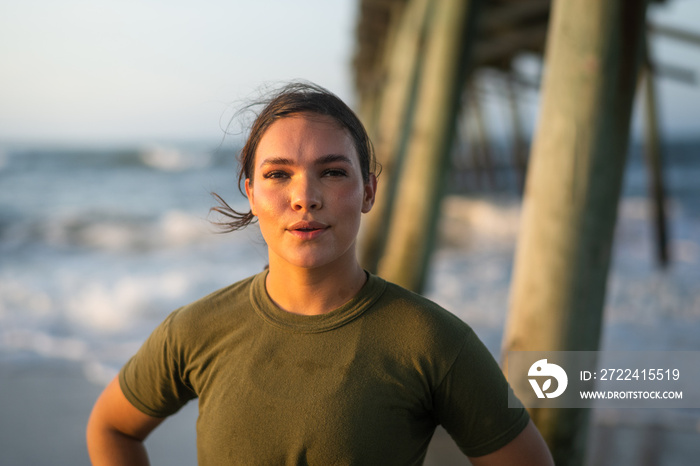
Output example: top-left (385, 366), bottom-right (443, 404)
top-left (648, 22), bottom-right (700, 47)
top-left (473, 24), bottom-right (549, 65)
top-left (650, 61), bottom-right (696, 85)
top-left (480, 0), bottom-right (551, 33)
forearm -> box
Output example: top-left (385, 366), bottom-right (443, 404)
top-left (86, 376), bottom-right (164, 465)
top-left (468, 420), bottom-right (554, 466)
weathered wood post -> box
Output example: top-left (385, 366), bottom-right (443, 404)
top-left (358, 0), bottom-right (432, 273)
top-left (506, 72), bottom-right (528, 194)
top-left (501, 0), bottom-right (648, 464)
top-left (378, 0), bottom-right (482, 292)
top-left (642, 37), bottom-right (670, 267)
top-left (468, 82), bottom-right (497, 189)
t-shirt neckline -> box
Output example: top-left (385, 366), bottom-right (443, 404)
top-left (249, 270), bottom-right (386, 333)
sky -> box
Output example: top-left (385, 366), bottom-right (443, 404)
top-left (0, 0), bottom-right (698, 145)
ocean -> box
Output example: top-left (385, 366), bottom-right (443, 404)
top-left (1, 138), bottom-right (698, 383)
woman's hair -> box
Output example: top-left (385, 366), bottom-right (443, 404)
top-left (211, 81), bottom-right (379, 232)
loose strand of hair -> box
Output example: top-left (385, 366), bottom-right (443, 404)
top-left (209, 192), bottom-right (256, 233)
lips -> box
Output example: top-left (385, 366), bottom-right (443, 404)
top-left (287, 220), bottom-right (329, 239)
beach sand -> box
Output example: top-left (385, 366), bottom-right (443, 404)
top-left (2, 355), bottom-right (699, 465)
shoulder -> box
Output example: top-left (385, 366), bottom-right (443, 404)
top-left (366, 277), bottom-right (478, 364)
top-left (173, 273), bottom-right (257, 318)
top-left (164, 273), bottom-right (260, 342)
top-left (374, 278), bottom-right (473, 340)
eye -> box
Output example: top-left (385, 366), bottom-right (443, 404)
top-left (322, 168), bottom-right (348, 177)
top-left (262, 170), bottom-right (289, 180)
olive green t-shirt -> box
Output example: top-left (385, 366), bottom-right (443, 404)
top-left (120, 271), bottom-right (529, 465)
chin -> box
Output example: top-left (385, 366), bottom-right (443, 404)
top-left (270, 241), bottom-right (357, 271)
top-left (280, 249), bottom-right (353, 271)
top-left (291, 256), bottom-right (335, 270)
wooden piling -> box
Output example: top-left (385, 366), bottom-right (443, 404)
top-left (358, 0), bottom-right (432, 273)
top-left (468, 81), bottom-right (497, 189)
top-left (506, 71), bottom-right (528, 194)
top-left (642, 38), bottom-right (670, 267)
top-left (377, 0), bottom-right (482, 292)
top-left (500, 1), bottom-right (648, 464)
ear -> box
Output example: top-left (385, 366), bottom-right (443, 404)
top-left (361, 174), bottom-right (377, 214)
top-left (244, 179), bottom-right (256, 216)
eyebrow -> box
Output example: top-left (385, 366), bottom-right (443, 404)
top-left (258, 154), bottom-right (353, 168)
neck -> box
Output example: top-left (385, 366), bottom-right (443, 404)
top-left (265, 255), bottom-right (367, 316)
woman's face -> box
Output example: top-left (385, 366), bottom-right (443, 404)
top-left (245, 113), bottom-right (376, 271)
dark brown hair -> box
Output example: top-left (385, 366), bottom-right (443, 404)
top-left (211, 81), bottom-right (378, 232)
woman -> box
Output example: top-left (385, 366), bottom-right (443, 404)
top-left (87, 82), bottom-right (553, 465)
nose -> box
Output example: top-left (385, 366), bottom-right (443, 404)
top-left (291, 175), bottom-right (322, 212)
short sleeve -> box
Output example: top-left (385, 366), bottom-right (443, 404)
top-left (119, 311), bottom-right (197, 418)
top-left (433, 330), bottom-right (530, 457)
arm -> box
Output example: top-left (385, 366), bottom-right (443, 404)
top-left (468, 420), bottom-right (554, 466)
top-left (87, 375), bottom-right (165, 466)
